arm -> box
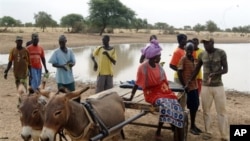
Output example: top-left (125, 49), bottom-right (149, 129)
top-left (169, 64), bottom-right (177, 71)
top-left (123, 84), bottom-right (138, 101)
top-left (187, 60), bottom-right (203, 86)
top-left (209, 54), bottom-right (228, 77)
top-left (139, 55), bottom-right (145, 63)
top-left (177, 69), bottom-right (185, 87)
top-left (103, 51), bottom-right (116, 65)
top-left (91, 54), bottom-right (98, 71)
top-left (52, 64), bottom-right (68, 71)
top-left (41, 57), bottom-right (49, 73)
top-left (4, 61), bottom-right (12, 79)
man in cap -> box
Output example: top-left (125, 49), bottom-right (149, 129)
top-left (48, 35), bottom-right (79, 102)
top-left (188, 36), bottom-right (229, 141)
top-left (124, 42), bottom-right (184, 140)
top-left (4, 36), bottom-right (31, 89)
top-left (27, 33), bottom-right (49, 90)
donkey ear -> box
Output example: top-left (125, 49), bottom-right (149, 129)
top-left (36, 89), bottom-right (51, 98)
top-left (65, 87), bottom-right (90, 100)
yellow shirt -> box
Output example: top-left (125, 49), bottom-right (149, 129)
top-left (194, 48), bottom-right (203, 80)
top-left (93, 46), bottom-right (117, 75)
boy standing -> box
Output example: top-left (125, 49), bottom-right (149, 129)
top-left (177, 42), bottom-right (202, 135)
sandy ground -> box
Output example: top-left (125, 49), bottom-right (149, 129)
top-left (0, 31), bottom-right (250, 141)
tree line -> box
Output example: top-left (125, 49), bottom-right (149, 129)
top-left (0, 0), bottom-right (250, 35)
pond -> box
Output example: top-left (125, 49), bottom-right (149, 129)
top-left (1, 43), bottom-right (250, 92)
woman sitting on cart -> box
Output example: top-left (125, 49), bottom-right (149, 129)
top-left (123, 39), bottom-right (184, 140)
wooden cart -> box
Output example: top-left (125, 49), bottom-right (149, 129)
top-left (88, 81), bottom-right (188, 141)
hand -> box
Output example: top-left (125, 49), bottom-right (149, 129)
top-left (68, 62), bottom-right (74, 67)
top-left (93, 63), bottom-right (98, 71)
top-left (29, 74), bottom-right (32, 82)
top-left (45, 69), bottom-right (49, 74)
top-left (184, 87), bottom-right (189, 93)
top-left (209, 73), bottom-right (216, 78)
top-left (102, 51), bottom-right (108, 56)
top-left (4, 70), bottom-right (8, 79)
top-left (4, 73), bottom-right (7, 79)
top-left (62, 65), bottom-right (69, 71)
top-left (184, 85), bottom-right (189, 93)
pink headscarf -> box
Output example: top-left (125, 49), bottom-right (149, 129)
top-left (142, 39), bottom-right (162, 59)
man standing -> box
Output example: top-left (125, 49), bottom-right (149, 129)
top-left (189, 37), bottom-right (229, 141)
top-left (27, 33), bottom-right (48, 90)
top-left (91, 35), bottom-right (117, 93)
top-left (169, 33), bottom-right (187, 108)
top-left (26, 33), bottom-right (35, 47)
top-left (4, 36), bottom-right (31, 89)
top-left (48, 35), bottom-right (79, 102)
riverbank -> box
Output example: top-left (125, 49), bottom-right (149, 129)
top-left (1, 32), bottom-right (250, 141)
top-left (1, 31), bottom-right (250, 54)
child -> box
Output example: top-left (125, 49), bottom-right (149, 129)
top-left (177, 41), bottom-right (202, 135)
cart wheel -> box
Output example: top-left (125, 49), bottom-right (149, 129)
top-left (174, 111), bottom-right (188, 141)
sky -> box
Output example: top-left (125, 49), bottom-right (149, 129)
top-left (0, 0), bottom-right (249, 29)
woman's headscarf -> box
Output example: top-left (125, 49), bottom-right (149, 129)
top-left (142, 39), bottom-right (162, 59)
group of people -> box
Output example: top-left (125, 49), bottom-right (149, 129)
top-left (4, 34), bottom-right (117, 103)
top-left (4, 33), bottom-right (48, 91)
top-left (124, 34), bottom-right (229, 141)
top-left (4, 33), bottom-right (229, 141)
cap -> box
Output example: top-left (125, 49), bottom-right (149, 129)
top-left (32, 33), bottom-right (39, 38)
top-left (59, 35), bottom-right (67, 41)
top-left (16, 36), bottom-right (23, 41)
top-left (200, 36), bottom-right (214, 43)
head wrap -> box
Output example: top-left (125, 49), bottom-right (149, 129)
top-left (177, 34), bottom-right (187, 43)
top-left (142, 39), bottom-right (162, 59)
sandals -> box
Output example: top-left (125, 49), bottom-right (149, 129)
top-left (194, 125), bottom-right (203, 133)
top-left (190, 128), bottom-right (200, 135)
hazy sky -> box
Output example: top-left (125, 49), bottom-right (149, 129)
top-left (0, 0), bottom-right (249, 29)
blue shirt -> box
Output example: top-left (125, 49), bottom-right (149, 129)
top-left (49, 48), bottom-right (75, 84)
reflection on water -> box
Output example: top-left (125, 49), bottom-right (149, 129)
top-left (1, 43), bottom-right (250, 92)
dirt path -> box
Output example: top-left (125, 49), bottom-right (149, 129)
top-left (0, 66), bottom-right (250, 141)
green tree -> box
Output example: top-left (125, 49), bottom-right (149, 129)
top-left (205, 20), bottom-right (218, 34)
top-left (0, 16), bottom-right (17, 30)
top-left (131, 18), bottom-right (147, 32)
top-left (88, 0), bottom-right (136, 35)
top-left (61, 14), bottom-right (84, 33)
top-left (193, 23), bottom-right (205, 34)
top-left (154, 22), bottom-right (169, 34)
top-left (34, 11), bottom-right (56, 32)
top-left (15, 20), bottom-right (22, 26)
top-left (25, 22), bottom-right (33, 27)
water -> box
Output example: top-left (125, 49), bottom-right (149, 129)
top-left (1, 43), bottom-right (250, 92)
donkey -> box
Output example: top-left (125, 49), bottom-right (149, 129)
top-left (17, 83), bottom-right (69, 141)
top-left (40, 89), bottom-right (125, 141)
top-left (17, 83), bottom-right (50, 141)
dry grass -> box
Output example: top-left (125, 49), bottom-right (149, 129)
top-left (1, 27), bottom-right (250, 54)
